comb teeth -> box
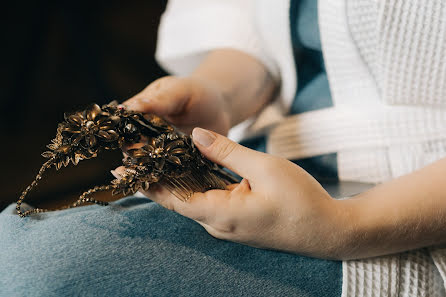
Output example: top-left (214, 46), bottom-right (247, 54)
top-left (160, 169), bottom-right (228, 201)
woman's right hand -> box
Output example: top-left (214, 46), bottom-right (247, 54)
top-left (123, 76), bottom-right (231, 136)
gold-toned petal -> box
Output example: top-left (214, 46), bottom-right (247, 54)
top-left (144, 144), bottom-right (155, 153)
top-left (85, 148), bottom-right (98, 158)
top-left (142, 181), bottom-right (150, 191)
top-left (112, 188), bottom-right (121, 196)
top-left (96, 130), bottom-right (111, 140)
top-left (165, 140), bottom-right (183, 152)
top-left (86, 104), bottom-right (102, 121)
top-left (62, 126), bottom-right (81, 133)
top-left (148, 114), bottom-right (170, 129)
top-left (148, 138), bottom-right (156, 147)
top-left (124, 123), bottom-right (137, 134)
top-left (155, 158), bottom-right (165, 170)
top-left (98, 121), bottom-right (114, 130)
top-left (106, 130), bottom-right (119, 141)
top-left (55, 145), bottom-right (71, 154)
top-left (56, 161), bottom-right (62, 170)
top-left (123, 188), bottom-right (132, 196)
top-left (63, 157), bottom-right (70, 167)
top-left (117, 137), bottom-right (124, 147)
top-left (68, 114), bottom-right (83, 126)
top-left (167, 155), bottom-right (182, 165)
top-left (170, 148), bottom-right (187, 155)
top-left (42, 151), bottom-right (54, 158)
top-left (109, 115), bottom-right (120, 125)
top-left (71, 154), bottom-right (82, 165)
top-left (72, 134), bottom-right (83, 145)
top-left (46, 143), bottom-right (58, 150)
top-left (86, 135), bottom-right (97, 147)
top-left (98, 115), bottom-right (120, 127)
top-left (128, 149), bottom-right (149, 158)
top-left (111, 179), bottom-right (120, 186)
top-left (156, 137), bottom-right (165, 149)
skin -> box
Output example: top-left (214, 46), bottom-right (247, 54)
top-left (121, 49), bottom-right (446, 260)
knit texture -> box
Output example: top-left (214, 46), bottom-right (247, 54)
top-left (348, 0), bottom-right (446, 107)
top-left (320, 0), bottom-right (446, 295)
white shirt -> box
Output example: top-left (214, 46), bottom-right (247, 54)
top-left (156, 0), bottom-right (446, 295)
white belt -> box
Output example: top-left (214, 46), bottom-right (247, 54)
top-left (267, 106), bottom-right (446, 160)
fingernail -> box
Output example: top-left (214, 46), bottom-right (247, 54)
top-left (122, 101), bottom-right (137, 110)
top-left (125, 97), bottom-right (145, 107)
top-left (192, 128), bottom-right (216, 147)
top-left (111, 170), bottom-right (121, 179)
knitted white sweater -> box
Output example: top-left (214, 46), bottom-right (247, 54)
top-left (156, 0), bottom-right (446, 296)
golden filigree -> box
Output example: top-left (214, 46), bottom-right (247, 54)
top-left (17, 101), bottom-right (237, 217)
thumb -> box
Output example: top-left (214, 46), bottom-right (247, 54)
top-left (123, 76), bottom-right (190, 116)
top-left (192, 127), bottom-right (267, 181)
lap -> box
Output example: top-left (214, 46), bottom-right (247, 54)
top-left (0, 197), bottom-right (342, 297)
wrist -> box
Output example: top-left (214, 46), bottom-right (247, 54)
top-left (322, 198), bottom-right (363, 260)
top-left (188, 74), bottom-right (235, 128)
top-left (190, 49), bottom-right (277, 127)
top-left (331, 195), bottom-right (396, 260)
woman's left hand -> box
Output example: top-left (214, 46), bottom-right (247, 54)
top-left (129, 128), bottom-right (349, 259)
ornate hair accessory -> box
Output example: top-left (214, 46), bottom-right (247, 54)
top-left (17, 101), bottom-right (238, 217)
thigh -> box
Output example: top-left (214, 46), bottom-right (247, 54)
top-left (0, 197), bottom-right (342, 297)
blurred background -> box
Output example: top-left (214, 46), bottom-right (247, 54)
top-left (1, 1), bottom-right (167, 211)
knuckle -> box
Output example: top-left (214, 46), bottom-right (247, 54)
top-left (164, 203), bottom-right (175, 212)
top-left (204, 227), bottom-right (225, 240)
top-left (214, 140), bottom-right (238, 163)
top-left (212, 216), bottom-right (237, 234)
top-left (146, 76), bottom-right (178, 94)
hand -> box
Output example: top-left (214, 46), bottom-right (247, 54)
top-left (123, 76), bottom-right (231, 136)
top-left (131, 128), bottom-right (349, 259)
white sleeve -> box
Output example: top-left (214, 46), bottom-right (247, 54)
top-left (155, 0), bottom-right (279, 80)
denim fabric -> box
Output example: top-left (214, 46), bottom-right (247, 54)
top-left (0, 197), bottom-right (342, 297)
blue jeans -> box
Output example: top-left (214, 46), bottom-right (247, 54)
top-left (0, 196), bottom-right (342, 297)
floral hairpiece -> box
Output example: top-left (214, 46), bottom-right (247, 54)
top-left (17, 101), bottom-right (237, 217)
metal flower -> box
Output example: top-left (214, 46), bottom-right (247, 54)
top-left (101, 101), bottom-right (173, 141)
top-left (42, 104), bottom-right (122, 169)
top-left (126, 135), bottom-right (189, 172)
top-left (62, 103), bottom-right (121, 148)
top-left (18, 101), bottom-right (239, 218)
top-left (111, 170), bottom-right (150, 196)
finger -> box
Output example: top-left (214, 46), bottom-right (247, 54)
top-left (225, 183), bottom-right (239, 191)
top-left (191, 127), bottom-right (268, 181)
top-left (138, 185), bottom-right (177, 206)
top-left (111, 166), bottom-right (126, 179)
top-left (112, 168), bottom-right (251, 225)
top-left (195, 221), bottom-right (227, 240)
top-left (111, 164), bottom-right (218, 221)
top-left (140, 185), bottom-right (231, 222)
top-left (123, 76), bottom-right (190, 116)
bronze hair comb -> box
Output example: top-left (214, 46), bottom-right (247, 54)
top-left (17, 101), bottom-right (238, 217)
